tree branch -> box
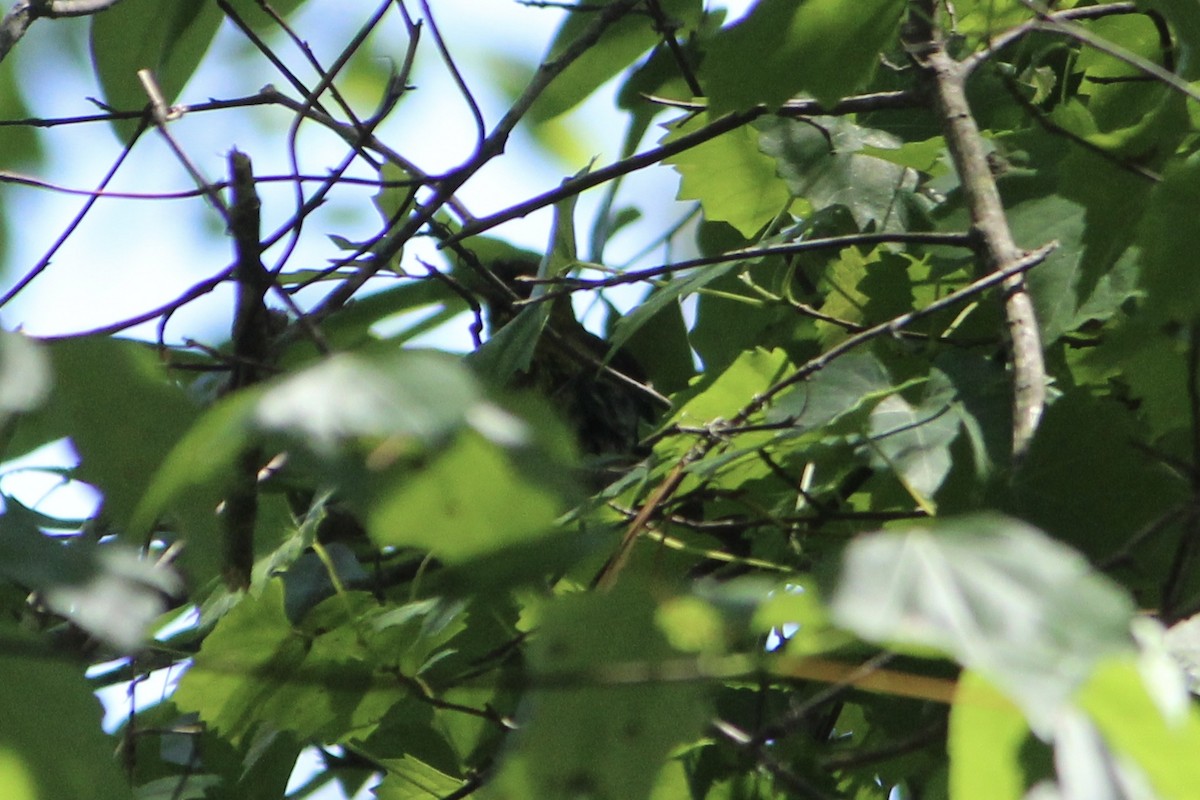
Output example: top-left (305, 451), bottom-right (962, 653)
top-left (905, 0), bottom-right (1046, 462)
top-left (0, 0), bottom-right (123, 63)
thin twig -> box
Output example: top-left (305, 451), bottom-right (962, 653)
top-left (961, 1), bottom-right (1139, 76)
top-left (1017, 0), bottom-right (1200, 106)
top-left (525, 230), bottom-right (973, 302)
top-left (314, 0), bottom-right (645, 317)
top-left (0, 116), bottom-right (146, 310)
top-left (451, 90), bottom-right (921, 244)
top-left (592, 242), bottom-right (1056, 589)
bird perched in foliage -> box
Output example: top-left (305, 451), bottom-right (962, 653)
top-left (473, 258), bottom-right (664, 463)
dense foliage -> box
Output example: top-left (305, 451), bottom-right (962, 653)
top-left (3, 0), bottom-right (1200, 798)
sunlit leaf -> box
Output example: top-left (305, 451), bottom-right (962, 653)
top-left (1076, 657), bottom-right (1200, 800)
top-left (948, 671), bottom-right (1028, 800)
top-left (374, 756), bottom-right (464, 800)
top-left (662, 111), bottom-right (790, 237)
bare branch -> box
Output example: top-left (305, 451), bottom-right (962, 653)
top-left (905, 0), bottom-right (1046, 462)
top-left (0, 0), bottom-right (123, 64)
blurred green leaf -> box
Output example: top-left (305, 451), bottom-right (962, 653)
top-left (828, 514), bottom-right (1136, 731)
top-left (1076, 657), bottom-right (1200, 800)
top-left (0, 331), bottom-right (49, 428)
top-left (43, 337), bottom-right (198, 530)
top-left (491, 589), bottom-right (709, 800)
top-left (367, 431), bottom-right (566, 562)
top-left (253, 348), bottom-right (479, 451)
top-left (0, 631), bottom-right (130, 799)
top-left (947, 671), bottom-right (1029, 800)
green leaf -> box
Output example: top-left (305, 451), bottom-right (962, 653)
top-left (1005, 194), bottom-right (1086, 343)
top-left (766, 351), bottom-right (892, 428)
top-left (866, 389), bottom-right (960, 505)
top-left (132, 349), bottom-right (491, 583)
top-left (610, 280), bottom-right (697, 396)
top-left (1008, 390), bottom-right (1187, 570)
top-left (491, 589), bottom-right (709, 800)
top-left (701, 0), bottom-right (905, 112)
top-left (173, 581), bottom-right (304, 743)
top-left (531, 0), bottom-right (702, 121)
top-left (828, 514), bottom-right (1136, 732)
top-left (0, 630), bottom-right (130, 799)
top-left (812, 246), bottom-right (873, 345)
top-left (253, 349), bottom-right (480, 452)
top-left (1076, 657), bottom-right (1200, 800)
top-left (948, 671), bottom-right (1029, 800)
top-left (669, 347), bottom-right (790, 430)
top-left (1140, 0), bottom-right (1200, 80)
top-left (609, 261), bottom-right (737, 357)
top-left (314, 279), bottom-right (469, 356)
top-left (1136, 154), bottom-right (1200, 323)
top-left (758, 116), bottom-right (917, 232)
top-left (374, 757), bottom-right (464, 800)
top-left (466, 304), bottom-right (551, 386)
top-left (46, 337), bottom-right (198, 529)
top-left (952, 0), bottom-right (1032, 43)
top-left (367, 431), bottom-right (566, 562)
top-left (752, 580), bottom-right (847, 655)
top-left (90, 0), bottom-right (223, 137)
top-left (662, 111), bottom-right (790, 237)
